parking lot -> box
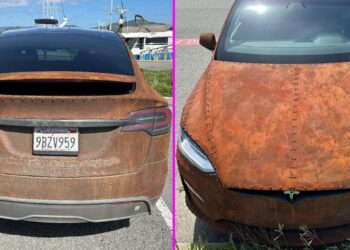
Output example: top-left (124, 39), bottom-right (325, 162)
top-left (175, 0), bottom-right (233, 246)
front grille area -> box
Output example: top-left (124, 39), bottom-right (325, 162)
top-left (227, 189), bottom-right (350, 203)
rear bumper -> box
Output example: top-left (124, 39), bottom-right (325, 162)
top-left (0, 196), bottom-right (157, 223)
top-left (177, 150), bottom-right (350, 245)
top-left (0, 159), bottom-right (167, 200)
top-left (0, 130), bottom-right (169, 223)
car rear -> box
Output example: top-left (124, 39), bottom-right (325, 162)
top-left (0, 28), bottom-right (170, 223)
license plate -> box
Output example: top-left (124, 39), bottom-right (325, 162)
top-left (33, 128), bottom-right (79, 156)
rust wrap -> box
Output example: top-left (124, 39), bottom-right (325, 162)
top-left (0, 51), bottom-right (170, 200)
top-left (182, 60), bottom-right (350, 191)
top-left (178, 152), bottom-right (350, 245)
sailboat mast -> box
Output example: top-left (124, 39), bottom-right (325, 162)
top-left (41, 0), bottom-right (68, 27)
top-left (109, 0), bottom-right (114, 30)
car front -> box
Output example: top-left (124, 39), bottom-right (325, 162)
top-left (0, 28), bottom-right (170, 223)
top-left (178, 0), bottom-right (350, 245)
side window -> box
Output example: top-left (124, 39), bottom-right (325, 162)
top-left (136, 38), bottom-right (144, 50)
top-left (145, 37), bottom-right (168, 46)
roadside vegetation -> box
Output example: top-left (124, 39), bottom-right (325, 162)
top-left (142, 69), bottom-right (172, 97)
top-left (183, 225), bottom-right (350, 250)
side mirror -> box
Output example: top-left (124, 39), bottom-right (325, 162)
top-left (200, 32), bottom-right (217, 51)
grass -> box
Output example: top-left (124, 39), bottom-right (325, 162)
top-left (141, 69), bottom-right (172, 97)
top-left (183, 226), bottom-right (350, 250)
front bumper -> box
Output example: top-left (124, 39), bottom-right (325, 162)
top-left (177, 150), bottom-right (350, 245)
top-left (0, 196), bottom-right (157, 223)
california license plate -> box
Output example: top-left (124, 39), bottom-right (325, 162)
top-left (33, 128), bottom-right (79, 156)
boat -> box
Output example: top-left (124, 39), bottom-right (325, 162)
top-left (109, 1), bottom-right (173, 61)
top-left (122, 30), bottom-right (172, 61)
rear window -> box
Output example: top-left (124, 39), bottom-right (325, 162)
top-left (0, 31), bottom-right (134, 75)
top-left (216, 0), bottom-right (350, 64)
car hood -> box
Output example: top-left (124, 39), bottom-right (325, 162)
top-left (181, 60), bottom-right (350, 191)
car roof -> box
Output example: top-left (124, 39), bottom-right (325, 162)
top-left (1, 27), bottom-right (118, 39)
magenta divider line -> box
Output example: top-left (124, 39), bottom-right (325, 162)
top-left (171, 0), bottom-right (177, 249)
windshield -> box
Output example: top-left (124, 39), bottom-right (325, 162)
top-left (0, 31), bottom-right (134, 75)
top-left (216, 0), bottom-right (350, 64)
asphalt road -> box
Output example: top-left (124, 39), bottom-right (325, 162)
top-left (175, 0), bottom-right (234, 245)
top-left (0, 94), bottom-right (172, 250)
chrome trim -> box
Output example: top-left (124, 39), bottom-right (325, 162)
top-left (184, 180), bottom-right (205, 203)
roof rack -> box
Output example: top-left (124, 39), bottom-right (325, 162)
top-left (34, 19), bottom-right (59, 25)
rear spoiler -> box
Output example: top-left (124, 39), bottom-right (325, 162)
top-left (0, 72), bottom-right (136, 84)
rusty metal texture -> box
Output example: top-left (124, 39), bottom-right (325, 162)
top-left (0, 130), bottom-right (168, 200)
top-left (178, 151), bottom-right (350, 245)
top-left (0, 47), bottom-right (170, 200)
top-left (0, 159), bottom-right (167, 200)
top-left (199, 32), bottom-right (216, 51)
top-left (0, 72), bottom-right (166, 120)
top-left (178, 0), bottom-right (350, 244)
top-left (181, 60), bottom-right (350, 191)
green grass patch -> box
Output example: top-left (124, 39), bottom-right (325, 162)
top-left (185, 226), bottom-right (350, 250)
top-left (141, 69), bottom-right (172, 97)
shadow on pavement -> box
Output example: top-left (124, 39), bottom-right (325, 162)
top-left (0, 219), bottom-right (130, 237)
top-left (193, 218), bottom-right (229, 243)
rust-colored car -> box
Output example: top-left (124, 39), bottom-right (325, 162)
top-left (0, 26), bottom-right (170, 223)
top-left (178, 0), bottom-right (350, 245)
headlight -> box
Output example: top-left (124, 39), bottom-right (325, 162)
top-left (179, 129), bottom-right (215, 173)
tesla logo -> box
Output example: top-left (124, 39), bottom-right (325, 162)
top-left (283, 190), bottom-right (300, 202)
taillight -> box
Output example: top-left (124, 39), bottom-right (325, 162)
top-left (121, 107), bottom-right (171, 136)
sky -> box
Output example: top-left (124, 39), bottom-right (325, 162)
top-left (0, 0), bottom-right (172, 28)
